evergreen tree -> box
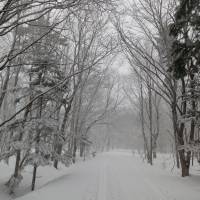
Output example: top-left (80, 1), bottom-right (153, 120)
top-left (1, 15), bottom-right (71, 192)
top-left (170, 0), bottom-right (200, 177)
top-left (170, 0), bottom-right (200, 79)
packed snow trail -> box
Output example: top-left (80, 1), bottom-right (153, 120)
top-left (16, 150), bottom-right (200, 200)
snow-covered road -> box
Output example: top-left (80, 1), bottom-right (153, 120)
top-left (17, 150), bottom-right (200, 200)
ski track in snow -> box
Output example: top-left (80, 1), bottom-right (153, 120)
top-left (107, 163), bottom-right (125, 200)
top-left (96, 161), bottom-right (107, 200)
top-left (82, 152), bottom-right (176, 200)
top-left (106, 155), bottom-right (171, 200)
top-left (14, 150), bottom-right (200, 200)
top-left (82, 161), bottom-right (107, 200)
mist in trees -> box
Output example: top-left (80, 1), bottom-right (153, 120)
top-left (0, 0), bottom-right (199, 197)
top-left (116, 0), bottom-right (200, 177)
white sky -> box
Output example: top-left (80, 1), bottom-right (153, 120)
top-left (111, 54), bottom-right (131, 75)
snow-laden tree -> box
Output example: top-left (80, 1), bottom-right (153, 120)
top-left (115, 0), bottom-right (177, 165)
top-left (169, 0), bottom-right (200, 177)
top-left (70, 66), bottom-right (119, 162)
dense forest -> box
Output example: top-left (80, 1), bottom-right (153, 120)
top-left (0, 0), bottom-right (199, 198)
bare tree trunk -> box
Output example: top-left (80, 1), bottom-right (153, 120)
top-left (14, 150), bottom-right (21, 179)
top-left (174, 124), bottom-right (180, 169)
top-left (140, 81), bottom-right (148, 159)
top-left (80, 143), bottom-right (84, 157)
top-left (191, 152), bottom-right (194, 166)
top-left (31, 165), bottom-right (37, 191)
top-left (171, 86), bottom-right (180, 169)
top-left (72, 138), bottom-right (77, 164)
top-left (178, 78), bottom-right (190, 177)
top-left (0, 67), bottom-right (10, 109)
top-left (152, 93), bottom-right (161, 159)
top-left (148, 81), bottom-right (153, 165)
top-left (31, 96), bottom-right (43, 191)
top-left (179, 150), bottom-right (190, 177)
top-left (54, 101), bottom-right (72, 169)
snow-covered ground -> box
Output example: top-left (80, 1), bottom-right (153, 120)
top-left (0, 150), bottom-right (200, 200)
